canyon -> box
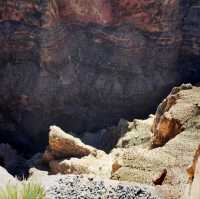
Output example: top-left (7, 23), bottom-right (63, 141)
top-left (0, 0), bottom-right (199, 154)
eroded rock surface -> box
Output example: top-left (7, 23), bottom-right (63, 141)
top-left (43, 126), bottom-right (114, 178)
top-left (43, 126), bottom-right (97, 162)
top-left (110, 85), bottom-right (200, 198)
top-left (1, 0), bottom-right (197, 152)
top-left (183, 145), bottom-right (200, 199)
top-left (112, 116), bottom-right (200, 198)
top-left (152, 84), bottom-right (200, 148)
top-left (116, 115), bottom-right (154, 148)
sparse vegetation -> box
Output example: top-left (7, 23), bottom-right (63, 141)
top-left (0, 181), bottom-right (45, 199)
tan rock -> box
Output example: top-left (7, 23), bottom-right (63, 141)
top-left (111, 113), bottom-right (200, 198)
top-left (43, 126), bottom-right (115, 178)
top-left (152, 84), bottom-right (200, 148)
top-left (49, 151), bottom-right (113, 178)
top-left (116, 115), bottom-right (154, 148)
top-left (183, 145), bottom-right (200, 199)
top-left (189, 157), bottom-right (200, 199)
top-left (43, 126), bottom-right (97, 162)
top-left (186, 145), bottom-right (200, 183)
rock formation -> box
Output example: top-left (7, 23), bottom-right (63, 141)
top-left (40, 84), bottom-right (200, 198)
top-left (0, 84), bottom-right (199, 198)
top-left (1, 0), bottom-right (200, 152)
top-left (183, 145), bottom-right (200, 199)
top-left (43, 126), bottom-right (97, 162)
top-left (151, 84), bottom-right (200, 148)
top-left (43, 126), bottom-right (113, 178)
top-left (116, 115), bottom-right (154, 148)
top-left (111, 85), bottom-right (200, 198)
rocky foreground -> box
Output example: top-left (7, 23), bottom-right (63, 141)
top-left (45, 175), bottom-right (158, 199)
top-left (0, 84), bottom-right (200, 199)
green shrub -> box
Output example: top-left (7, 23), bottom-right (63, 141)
top-left (0, 181), bottom-right (45, 199)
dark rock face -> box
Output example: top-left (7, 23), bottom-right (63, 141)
top-left (0, 0), bottom-right (199, 153)
top-left (180, 0), bottom-right (200, 83)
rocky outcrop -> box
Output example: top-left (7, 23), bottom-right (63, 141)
top-left (43, 126), bottom-right (114, 178)
top-left (110, 87), bottom-right (200, 198)
top-left (151, 84), bottom-right (200, 148)
top-left (112, 123), bottom-right (200, 198)
top-left (0, 0), bottom-right (192, 152)
top-left (43, 126), bottom-right (97, 162)
top-left (116, 115), bottom-right (154, 148)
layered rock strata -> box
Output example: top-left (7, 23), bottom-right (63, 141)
top-left (0, 0), bottom-right (193, 151)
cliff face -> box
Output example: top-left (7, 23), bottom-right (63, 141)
top-left (181, 1), bottom-right (200, 82)
top-left (0, 0), bottom-right (199, 152)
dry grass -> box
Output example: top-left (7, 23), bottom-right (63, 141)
top-left (0, 180), bottom-right (45, 199)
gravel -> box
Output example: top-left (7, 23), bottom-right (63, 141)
top-left (46, 175), bottom-right (159, 199)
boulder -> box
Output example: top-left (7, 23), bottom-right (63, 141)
top-left (43, 126), bottom-right (97, 162)
top-left (151, 84), bottom-right (200, 148)
top-left (43, 126), bottom-right (114, 178)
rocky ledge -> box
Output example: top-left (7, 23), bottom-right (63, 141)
top-left (0, 84), bottom-right (199, 199)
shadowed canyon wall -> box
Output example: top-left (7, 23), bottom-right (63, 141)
top-left (0, 0), bottom-right (199, 153)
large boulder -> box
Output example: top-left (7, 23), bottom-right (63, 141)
top-left (0, 0), bottom-right (195, 152)
top-left (43, 126), bottom-right (97, 162)
top-left (43, 126), bottom-right (114, 178)
top-left (151, 84), bottom-right (200, 148)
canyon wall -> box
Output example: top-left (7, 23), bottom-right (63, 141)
top-left (0, 0), bottom-right (199, 152)
top-left (180, 0), bottom-right (200, 82)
